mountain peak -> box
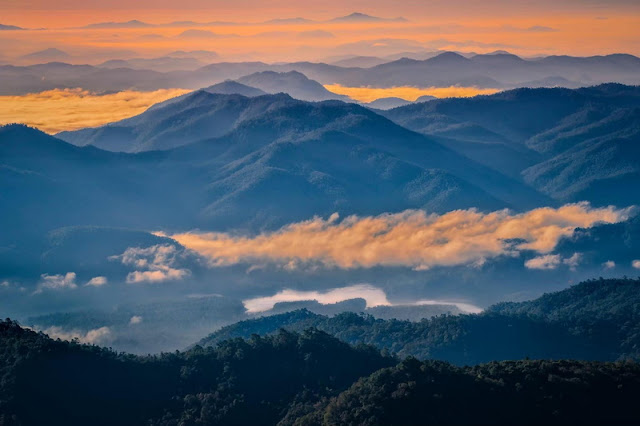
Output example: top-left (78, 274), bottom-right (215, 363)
top-left (330, 12), bottom-right (407, 23)
top-left (426, 51), bottom-right (470, 64)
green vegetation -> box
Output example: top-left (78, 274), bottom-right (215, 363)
top-left (296, 358), bottom-right (640, 426)
top-left (0, 320), bottom-right (392, 426)
top-left (2, 278), bottom-right (640, 425)
top-left (200, 278), bottom-right (640, 364)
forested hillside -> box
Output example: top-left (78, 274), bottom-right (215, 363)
top-left (199, 278), bottom-right (640, 364)
top-left (0, 320), bottom-right (392, 426)
top-left (1, 317), bottom-right (639, 425)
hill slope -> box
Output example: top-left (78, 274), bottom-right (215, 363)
top-left (198, 278), bottom-right (640, 364)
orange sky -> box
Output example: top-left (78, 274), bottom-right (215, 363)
top-left (0, 1), bottom-right (638, 61)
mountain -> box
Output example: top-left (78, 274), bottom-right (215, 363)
top-left (330, 55), bottom-right (389, 68)
top-left (383, 84), bottom-right (640, 201)
top-left (98, 56), bottom-right (208, 72)
top-left (315, 51), bottom-right (640, 88)
top-left (0, 124), bottom-right (192, 238)
top-left (20, 48), bottom-right (70, 62)
top-left (82, 20), bottom-right (154, 29)
top-left (5, 318), bottom-right (638, 426)
top-left (236, 70), bottom-right (351, 101)
top-left (3, 54), bottom-right (640, 96)
top-left (304, 358), bottom-right (640, 426)
top-left (0, 62), bottom-right (174, 95)
top-left (0, 321), bottom-right (394, 426)
top-left (203, 80), bottom-right (267, 96)
top-left (329, 12), bottom-right (408, 23)
top-left (57, 91), bottom-right (549, 212)
top-left (415, 95), bottom-right (437, 103)
top-left (364, 97), bottom-right (412, 110)
top-left (0, 23), bottom-right (23, 30)
top-left (198, 278), bottom-right (640, 364)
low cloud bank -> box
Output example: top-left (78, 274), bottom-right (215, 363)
top-left (166, 203), bottom-right (632, 271)
top-left (242, 284), bottom-right (483, 314)
top-left (0, 88), bottom-right (190, 134)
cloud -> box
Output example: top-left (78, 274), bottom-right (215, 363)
top-left (633, 260), bottom-right (640, 269)
top-left (112, 244), bottom-right (190, 283)
top-left (325, 84), bottom-right (500, 102)
top-left (524, 252), bottom-right (582, 270)
top-left (0, 280), bottom-right (9, 288)
top-left (36, 272), bottom-right (77, 293)
top-left (0, 88), bottom-right (191, 134)
top-left (242, 284), bottom-right (482, 314)
top-left (129, 315), bottom-right (143, 325)
top-left (244, 284), bottom-right (389, 313)
top-left (40, 326), bottom-right (112, 345)
top-left (165, 203), bottom-right (632, 271)
top-left (85, 276), bottom-right (108, 287)
top-left (603, 260), bottom-right (616, 269)
top-left (525, 254), bottom-right (561, 270)
top-left (563, 253), bottom-right (582, 270)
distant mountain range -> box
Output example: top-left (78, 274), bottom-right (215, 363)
top-left (383, 84), bottom-right (640, 203)
top-left (3, 51), bottom-right (639, 95)
top-left (0, 23), bottom-right (23, 30)
top-left (75, 12), bottom-right (407, 29)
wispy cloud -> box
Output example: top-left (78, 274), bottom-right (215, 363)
top-left (165, 203), bottom-right (632, 271)
top-left (112, 244), bottom-right (190, 283)
top-left (129, 315), bottom-right (143, 325)
top-left (603, 260), bottom-right (616, 269)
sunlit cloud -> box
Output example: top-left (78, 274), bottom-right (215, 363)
top-left (242, 284), bottom-right (483, 314)
top-left (633, 260), bottom-right (640, 269)
top-left (111, 244), bottom-right (191, 284)
top-left (603, 260), bottom-right (616, 269)
top-left (243, 284), bottom-right (390, 312)
top-left (85, 276), bottom-right (108, 287)
top-left (324, 84), bottom-right (500, 102)
top-left (129, 315), bottom-right (143, 325)
top-left (164, 203), bottom-right (633, 271)
top-left (0, 88), bottom-right (191, 134)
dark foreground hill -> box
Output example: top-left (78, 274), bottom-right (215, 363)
top-left (198, 278), bottom-right (640, 364)
top-left (1, 318), bottom-right (639, 426)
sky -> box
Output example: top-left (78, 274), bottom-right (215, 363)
top-left (0, 0), bottom-right (638, 61)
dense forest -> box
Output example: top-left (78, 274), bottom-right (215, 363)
top-left (0, 320), bottom-right (392, 426)
top-left (1, 317), bottom-right (640, 425)
top-left (199, 278), bottom-right (640, 364)
top-left (2, 278), bottom-right (640, 425)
